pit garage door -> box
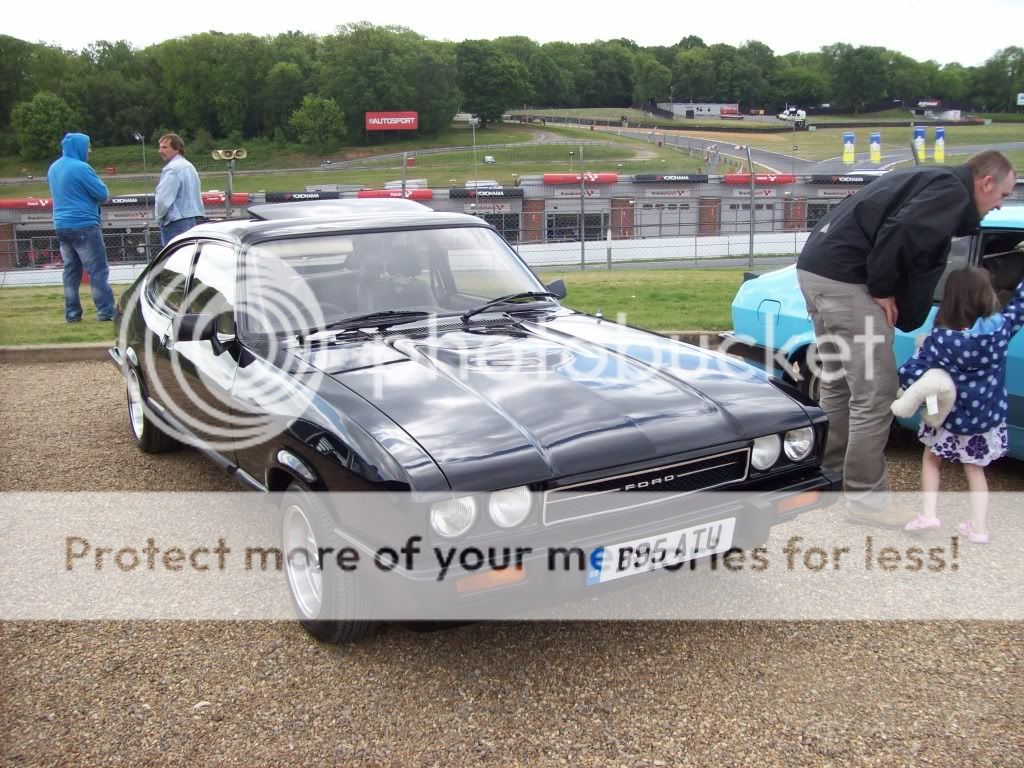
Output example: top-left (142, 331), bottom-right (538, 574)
top-left (636, 202), bottom-right (699, 238)
top-left (720, 200), bottom-right (779, 232)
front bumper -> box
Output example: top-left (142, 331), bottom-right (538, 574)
top-left (108, 345), bottom-right (127, 376)
top-left (325, 467), bottom-right (841, 620)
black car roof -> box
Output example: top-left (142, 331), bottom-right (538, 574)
top-left (183, 206), bottom-right (491, 245)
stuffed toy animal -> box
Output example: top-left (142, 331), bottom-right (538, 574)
top-left (890, 368), bottom-right (957, 428)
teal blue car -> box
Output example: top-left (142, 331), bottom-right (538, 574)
top-left (722, 206), bottom-right (1024, 459)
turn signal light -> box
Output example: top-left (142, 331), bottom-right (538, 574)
top-left (456, 565), bottom-right (526, 593)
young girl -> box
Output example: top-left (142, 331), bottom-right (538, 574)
top-left (901, 265), bottom-right (1024, 542)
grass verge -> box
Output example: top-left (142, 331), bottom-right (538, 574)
top-left (0, 268), bottom-right (746, 346)
top-left (0, 284), bottom-right (125, 345)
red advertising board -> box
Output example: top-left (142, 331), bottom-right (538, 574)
top-left (365, 111), bottom-right (419, 131)
top-left (201, 192), bottom-right (250, 204)
top-left (542, 173), bottom-right (620, 185)
top-left (357, 188), bottom-right (434, 200)
top-left (0, 198), bottom-right (52, 209)
top-left (722, 174), bottom-right (796, 185)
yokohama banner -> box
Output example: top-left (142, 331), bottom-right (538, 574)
top-left (365, 111), bottom-right (419, 131)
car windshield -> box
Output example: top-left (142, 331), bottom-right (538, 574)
top-left (241, 225), bottom-right (550, 336)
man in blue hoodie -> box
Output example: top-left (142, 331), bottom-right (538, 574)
top-left (47, 132), bottom-right (116, 322)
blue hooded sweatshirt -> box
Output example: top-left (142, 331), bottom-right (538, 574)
top-left (47, 133), bottom-right (109, 229)
top-left (899, 278), bottom-right (1024, 435)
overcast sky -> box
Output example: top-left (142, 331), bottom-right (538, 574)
top-left (7, 0), bottom-right (1022, 67)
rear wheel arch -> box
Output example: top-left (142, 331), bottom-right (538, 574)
top-left (124, 364), bottom-right (179, 453)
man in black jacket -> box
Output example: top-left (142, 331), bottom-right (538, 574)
top-left (796, 150), bottom-right (1016, 527)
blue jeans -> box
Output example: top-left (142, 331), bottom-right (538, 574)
top-left (57, 226), bottom-right (115, 321)
top-left (160, 217), bottom-right (198, 247)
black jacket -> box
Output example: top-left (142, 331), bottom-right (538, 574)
top-left (797, 164), bottom-right (981, 331)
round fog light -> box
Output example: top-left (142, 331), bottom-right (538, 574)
top-left (488, 486), bottom-right (531, 528)
top-left (430, 496), bottom-right (476, 538)
top-left (784, 427), bottom-right (815, 461)
top-left (751, 434), bottom-right (782, 470)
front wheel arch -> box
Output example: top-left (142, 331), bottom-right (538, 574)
top-left (788, 344), bottom-right (822, 403)
top-left (280, 480), bottom-right (380, 643)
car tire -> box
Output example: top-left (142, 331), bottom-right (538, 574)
top-left (794, 346), bottom-right (822, 403)
top-left (125, 365), bottom-right (179, 453)
top-left (281, 481), bottom-right (380, 643)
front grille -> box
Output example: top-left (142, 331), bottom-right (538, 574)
top-left (542, 448), bottom-right (749, 525)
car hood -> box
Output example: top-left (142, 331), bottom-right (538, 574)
top-left (299, 313), bottom-right (815, 490)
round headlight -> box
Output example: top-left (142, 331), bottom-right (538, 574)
top-left (488, 486), bottom-right (532, 528)
top-left (784, 427), bottom-right (815, 461)
top-left (751, 434), bottom-right (782, 470)
top-left (430, 496), bottom-right (476, 538)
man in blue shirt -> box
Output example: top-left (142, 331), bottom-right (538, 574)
top-left (46, 132), bottom-right (116, 322)
top-left (155, 133), bottom-right (205, 247)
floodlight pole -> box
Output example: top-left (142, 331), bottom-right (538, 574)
top-left (213, 148), bottom-right (246, 219)
top-left (579, 144), bottom-right (585, 271)
top-left (225, 159), bottom-right (234, 219)
top-left (133, 131), bottom-right (151, 260)
top-left (470, 116), bottom-right (479, 190)
top-left (746, 146), bottom-right (755, 269)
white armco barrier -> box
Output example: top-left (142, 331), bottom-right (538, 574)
top-left (1, 232), bottom-right (810, 286)
top-left (515, 231), bottom-right (810, 268)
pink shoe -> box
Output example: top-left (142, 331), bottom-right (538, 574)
top-left (904, 515), bottom-right (941, 532)
top-left (958, 521), bottom-right (990, 544)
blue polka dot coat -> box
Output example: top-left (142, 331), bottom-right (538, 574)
top-left (899, 279), bottom-right (1024, 435)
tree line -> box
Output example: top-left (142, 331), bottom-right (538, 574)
top-left (1, 25), bottom-right (1021, 160)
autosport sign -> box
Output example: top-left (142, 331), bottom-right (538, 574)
top-left (365, 111), bottom-right (419, 131)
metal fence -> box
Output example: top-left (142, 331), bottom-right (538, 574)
top-left (0, 222), bottom-right (805, 288)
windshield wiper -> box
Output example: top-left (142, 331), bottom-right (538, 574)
top-left (296, 310), bottom-right (433, 342)
top-left (460, 292), bottom-right (559, 323)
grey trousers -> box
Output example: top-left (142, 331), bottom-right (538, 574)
top-left (797, 270), bottom-right (897, 509)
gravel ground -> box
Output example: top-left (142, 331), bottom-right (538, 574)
top-left (2, 360), bottom-right (1022, 767)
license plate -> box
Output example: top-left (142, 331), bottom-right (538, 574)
top-left (586, 517), bottom-right (736, 585)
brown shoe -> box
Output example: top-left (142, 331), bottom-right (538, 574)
top-left (844, 501), bottom-right (915, 530)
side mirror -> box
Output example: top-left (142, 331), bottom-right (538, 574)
top-left (173, 312), bottom-right (216, 342)
top-left (174, 312), bottom-right (236, 355)
top-left (545, 278), bottom-right (567, 299)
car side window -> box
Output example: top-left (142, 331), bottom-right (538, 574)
top-left (932, 236), bottom-right (971, 302)
top-left (148, 243), bottom-right (197, 312)
top-left (186, 242), bottom-right (237, 335)
top-left (979, 230), bottom-right (1024, 309)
